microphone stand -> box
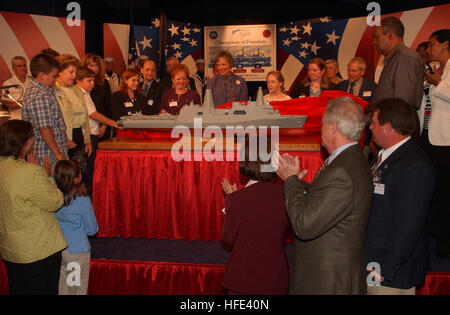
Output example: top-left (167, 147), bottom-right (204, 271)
top-left (3, 88), bottom-right (23, 108)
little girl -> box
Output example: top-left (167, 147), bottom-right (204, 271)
top-left (54, 159), bottom-right (98, 295)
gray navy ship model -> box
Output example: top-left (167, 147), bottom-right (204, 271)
top-left (118, 87), bottom-right (307, 129)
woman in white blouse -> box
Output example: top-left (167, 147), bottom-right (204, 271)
top-left (420, 29), bottom-right (450, 257)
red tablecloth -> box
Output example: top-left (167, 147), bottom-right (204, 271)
top-left (2, 257), bottom-right (449, 295)
top-left (92, 149), bottom-right (322, 240)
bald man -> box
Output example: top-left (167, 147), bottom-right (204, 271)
top-left (140, 59), bottom-right (164, 115)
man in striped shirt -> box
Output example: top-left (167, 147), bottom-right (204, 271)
top-left (22, 54), bottom-right (68, 164)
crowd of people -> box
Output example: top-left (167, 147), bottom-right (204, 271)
top-left (220, 20), bottom-right (449, 295)
top-left (0, 15), bottom-right (448, 295)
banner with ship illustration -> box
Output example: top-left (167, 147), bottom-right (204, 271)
top-left (204, 24), bottom-right (276, 81)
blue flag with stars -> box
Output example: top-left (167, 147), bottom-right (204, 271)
top-left (165, 20), bottom-right (203, 68)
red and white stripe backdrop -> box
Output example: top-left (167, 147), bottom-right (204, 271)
top-left (278, 3), bottom-right (450, 90)
top-left (0, 11), bottom-right (85, 83)
top-left (103, 22), bottom-right (129, 76)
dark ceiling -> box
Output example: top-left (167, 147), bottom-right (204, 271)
top-left (1, 0), bottom-right (449, 26)
top-left (0, 0), bottom-right (448, 55)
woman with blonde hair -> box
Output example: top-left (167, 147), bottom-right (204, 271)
top-left (54, 54), bottom-right (92, 182)
top-left (264, 70), bottom-right (291, 102)
top-left (291, 57), bottom-right (338, 98)
top-left (111, 69), bottom-right (148, 121)
top-left (160, 63), bottom-right (201, 115)
top-left (81, 53), bottom-right (112, 140)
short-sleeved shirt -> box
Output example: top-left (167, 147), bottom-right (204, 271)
top-left (22, 80), bottom-right (68, 164)
top-left (81, 88), bottom-right (100, 136)
top-left (1, 74), bottom-right (33, 120)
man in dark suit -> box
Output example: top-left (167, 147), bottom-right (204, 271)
top-left (140, 60), bottom-right (164, 115)
top-left (276, 96), bottom-right (373, 295)
top-left (339, 57), bottom-right (378, 159)
top-left (338, 57), bottom-right (377, 102)
top-left (365, 98), bottom-right (435, 295)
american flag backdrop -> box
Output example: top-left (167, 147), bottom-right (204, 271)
top-left (0, 11), bottom-right (85, 83)
top-left (165, 20), bottom-right (203, 77)
top-left (104, 19), bottom-right (202, 80)
top-left (278, 3), bottom-right (450, 92)
top-left (127, 10), bottom-right (139, 70)
top-left (104, 18), bottom-right (160, 77)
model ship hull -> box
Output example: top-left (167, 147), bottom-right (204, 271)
top-left (119, 115), bottom-right (307, 129)
top-left (119, 102), bottom-right (307, 130)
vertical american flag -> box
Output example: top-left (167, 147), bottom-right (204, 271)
top-left (278, 3), bottom-right (450, 91)
top-left (165, 20), bottom-right (203, 77)
top-left (127, 10), bottom-right (138, 69)
top-left (104, 18), bottom-right (160, 77)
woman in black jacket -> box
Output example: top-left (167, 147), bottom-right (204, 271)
top-left (111, 69), bottom-right (148, 121)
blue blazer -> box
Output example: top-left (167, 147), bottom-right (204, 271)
top-left (365, 139), bottom-right (435, 289)
top-left (338, 78), bottom-right (377, 102)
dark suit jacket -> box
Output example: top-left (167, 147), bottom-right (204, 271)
top-left (222, 181), bottom-right (290, 294)
top-left (365, 139), bottom-right (435, 289)
top-left (110, 91), bottom-right (149, 121)
top-left (90, 80), bottom-right (112, 118)
top-left (140, 80), bottom-right (164, 115)
top-left (290, 82), bottom-right (339, 99)
top-left (338, 78), bottom-right (377, 102)
top-left (283, 144), bottom-right (373, 295)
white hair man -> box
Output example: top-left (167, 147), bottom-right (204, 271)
top-left (338, 57), bottom-right (377, 102)
top-left (276, 96), bottom-right (373, 295)
top-left (2, 56), bottom-right (33, 119)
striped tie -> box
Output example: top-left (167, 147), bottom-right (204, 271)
top-left (371, 154), bottom-right (382, 183)
top-left (314, 157), bottom-right (329, 180)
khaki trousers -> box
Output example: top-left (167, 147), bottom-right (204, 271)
top-left (58, 249), bottom-right (91, 295)
top-left (367, 285), bottom-right (415, 295)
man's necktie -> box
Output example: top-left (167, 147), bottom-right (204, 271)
top-left (349, 81), bottom-right (356, 95)
top-left (371, 154), bottom-right (382, 183)
top-left (314, 157), bottom-right (329, 180)
top-left (142, 82), bottom-right (150, 96)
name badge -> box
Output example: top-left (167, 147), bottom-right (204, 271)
top-left (169, 101), bottom-right (178, 107)
top-left (124, 102), bottom-right (133, 108)
top-left (374, 183), bottom-right (385, 195)
top-left (363, 91), bottom-right (372, 97)
top-left (236, 80), bottom-right (240, 85)
top-left (147, 99), bottom-right (154, 106)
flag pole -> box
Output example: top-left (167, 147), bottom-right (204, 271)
top-left (159, 9), bottom-right (166, 80)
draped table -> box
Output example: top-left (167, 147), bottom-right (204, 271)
top-left (92, 136), bottom-right (323, 241)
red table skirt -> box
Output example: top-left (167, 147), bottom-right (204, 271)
top-left (88, 259), bottom-right (226, 295)
top-left (1, 257), bottom-right (449, 295)
top-left (92, 149), bottom-right (322, 240)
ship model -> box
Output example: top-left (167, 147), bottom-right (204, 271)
top-left (118, 88), bottom-right (307, 130)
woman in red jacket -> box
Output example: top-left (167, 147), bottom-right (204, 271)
top-left (221, 136), bottom-right (290, 295)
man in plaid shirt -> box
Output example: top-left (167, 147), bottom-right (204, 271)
top-left (22, 54), bottom-right (68, 164)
